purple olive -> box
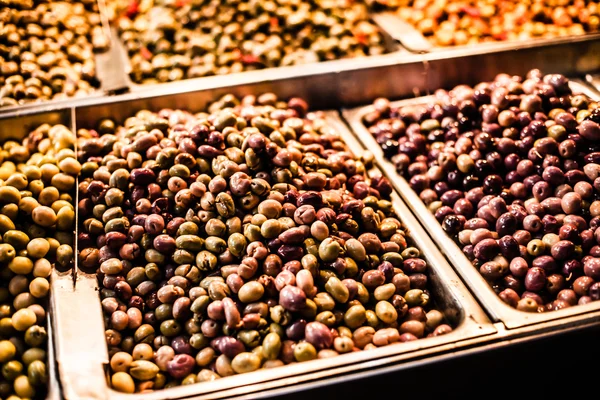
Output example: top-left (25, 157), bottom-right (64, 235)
top-left (473, 238), bottom-right (500, 261)
top-left (305, 322), bottom-right (333, 350)
top-left (524, 267), bottom-right (547, 292)
top-left (279, 286), bottom-right (307, 312)
top-left (167, 354), bottom-right (195, 379)
top-left (584, 257), bottom-right (600, 280)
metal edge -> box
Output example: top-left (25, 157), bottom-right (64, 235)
top-left (2, 34), bottom-right (600, 119)
top-left (94, 0), bottom-right (131, 95)
top-left (47, 311), bottom-right (61, 400)
top-left (222, 315), bottom-right (600, 400)
top-left (371, 12), bottom-right (433, 53)
top-left (341, 80), bottom-right (600, 330)
top-left (65, 104), bottom-right (495, 400)
top-left (94, 23), bottom-right (133, 95)
top-left (52, 107), bottom-right (109, 400)
top-left (123, 53), bottom-right (408, 94)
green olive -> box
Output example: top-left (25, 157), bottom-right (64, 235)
top-left (375, 300), bottom-right (398, 324)
top-left (2, 360), bottom-right (23, 381)
top-left (344, 305), bottom-right (367, 329)
top-left (374, 283), bottom-right (396, 301)
top-left (238, 281), bottom-right (265, 303)
top-left (227, 233), bottom-right (247, 257)
top-left (0, 186), bottom-right (21, 204)
top-left (4, 230), bottom-right (29, 249)
top-left (262, 333), bottom-right (282, 360)
top-left (231, 352), bottom-right (261, 374)
top-left (527, 239), bottom-right (546, 256)
top-left (0, 244), bottom-right (16, 263)
top-left (176, 235), bottom-right (204, 252)
top-left (26, 238), bottom-right (50, 259)
top-left (294, 342), bottom-right (317, 362)
top-left (14, 374), bottom-right (35, 398)
top-left (319, 238), bottom-right (341, 262)
top-left (324, 277), bottom-right (349, 304)
top-left (111, 372), bottom-right (135, 393)
top-left (0, 214), bottom-right (15, 233)
top-left (24, 325), bottom-right (47, 347)
top-left (27, 360), bottom-right (46, 386)
top-left (129, 360), bottom-right (159, 380)
top-left (0, 340), bottom-right (16, 363)
top-left (404, 289), bottom-right (430, 307)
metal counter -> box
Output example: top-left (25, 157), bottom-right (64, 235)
top-left (343, 80), bottom-right (600, 330)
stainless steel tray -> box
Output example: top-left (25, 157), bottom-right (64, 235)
top-left (373, 11), bottom-right (600, 54)
top-left (104, 13), bottom-right (600, 104)
top-left (343, 80), bottom-right (600, 330)
top-left (46, 90), bottom-right (496, 399)
top-left (0, 109), bottom-right (74, 400)
top-left (0, 0), bottom-right (117, 115)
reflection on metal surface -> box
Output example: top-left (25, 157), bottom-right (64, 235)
top-left (0, 0), bottom-right (113, 115)
top-left (343, 81), bottom-right (600, 330)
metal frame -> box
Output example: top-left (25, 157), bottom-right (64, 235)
top-left (343, 81), bottom-right (600, 330)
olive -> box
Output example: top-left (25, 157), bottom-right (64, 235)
top-left (77, 94), bottom-right (454, 393)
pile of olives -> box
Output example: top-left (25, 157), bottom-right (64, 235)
top-left (0, 122), bottom-right (78, 398)
top-left (116, 0), bottom-right (387, 84)
top-left (76, 93), bottom-right (453, 393)
top-left (364, 70), bottom-right (600, 312)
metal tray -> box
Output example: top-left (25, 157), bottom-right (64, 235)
top-left (103, 7), bottom-right (600, 99)
top-left (0, 0), bottom-right (118, 115)
top-left (373, 11), bottom-right (600, 54)
top-left (0, 109), bottom-right (75, 400)
top-left (111, 5), bottom-right (408, 93)
top-left (47, 90), bottom-right (496, 398)
top-left (2, 30), bottom-right (600, 121)
top-left (343, 80), bottom-right (600, 330)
